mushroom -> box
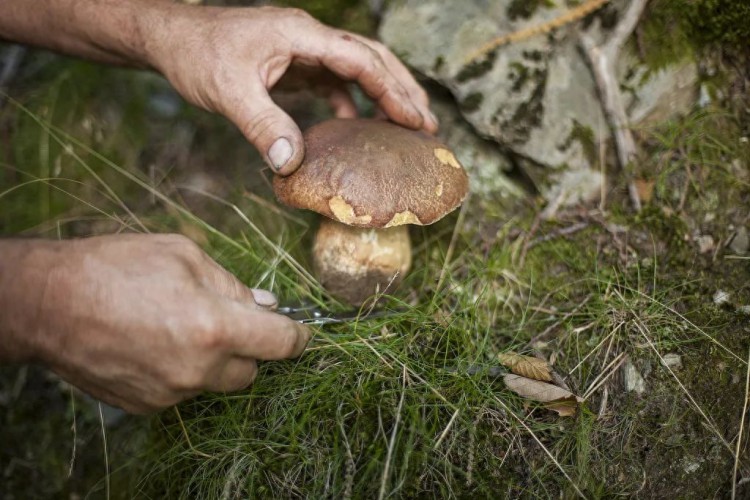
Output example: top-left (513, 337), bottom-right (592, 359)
top-left (273, 118), bottom-right (469, 305)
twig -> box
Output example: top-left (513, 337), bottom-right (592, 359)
top-left (463, 0), bottom-right (611, 65)
top-left (527, 221), bottom-right (590, 249)
top-left (733, 348), bottom-right (750, 500)
top-left (579, 0), bottom-right (650, 212)
top-left (583, 352), bottom-right (627, 400)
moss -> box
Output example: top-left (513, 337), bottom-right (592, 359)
top-left (508, 62), bottom-right (531, 93)
top-left (432, 55), bottom-right (445, 73)
top-left (638, 0), bottom-right (750, 71)
top-left (688, 0), bottom-right (750, 47)
top-left (459, 92), bottom-right (484, 113)
top-left (557, 120), bottom-right (597, 166)
top-left (499, 67), bottom-right (548, 144)
top-left (456, 52), bottom-right (497, 83)
top-left (506, 0), bottom-right (556, 21)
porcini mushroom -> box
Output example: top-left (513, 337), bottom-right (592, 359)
top-left (274, 118), bottom-right (469, 305)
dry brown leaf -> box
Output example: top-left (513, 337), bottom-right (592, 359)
top-left (634, 178), bottom-right (655, 203)
top-left (503, 374), bottom-right (583, 417)
top-left (498, 352), bottom-right (553, 382)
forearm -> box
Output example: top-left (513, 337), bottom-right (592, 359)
top-left (0, 239), bottom-right (63, 363)
top-left (0, 0), bottom-right (179, 67)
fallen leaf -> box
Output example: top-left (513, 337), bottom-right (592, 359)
top-left (503, 374), bottom-right (583, 417)
top-left (634, 178), bottom-right (655, 203)
top-left (498, 352), bottom-right (552, 382)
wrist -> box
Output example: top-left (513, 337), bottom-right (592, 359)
top-left (0, 239), bottom-right (68, 363)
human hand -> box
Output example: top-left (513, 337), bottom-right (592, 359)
top-left (0, 234), bottom-right (309, 414)
top-left (143, 5), bottom-right (438, 174)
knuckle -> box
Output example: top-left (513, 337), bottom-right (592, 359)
top-left (286, 7), bottom-right (313, 20)
top-left (168, 367), bottom-right (206, 392)
top-left (195, 318), bottom-right (227, 350)
top-left (240, 106), bottom-right (282, 144)
top-left (162, 233), bottom-right (205, 261)
top-left (277, 324), bottom-right (301, 358)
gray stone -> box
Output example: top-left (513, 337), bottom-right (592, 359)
top-left (695, 234), bottom-right (715, 254)
top-left (431, 94), bottom-right (523, 199)
top-left (713, 290), bottom-right (731, 306)
top-left (662, 353), bottom-right (683, 370)
top-left (729, 227), bottom-right (749, 255)
top-left (624, 360), bottom-right (646, 394)
top-left (380, 0), bottom-right (698, 203)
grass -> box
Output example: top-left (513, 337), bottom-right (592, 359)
top-left (1, 37), bottom-right (750, 500)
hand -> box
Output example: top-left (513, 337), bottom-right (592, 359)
top-left (0, 234), bottom-right (310, 414)
top-left (143, 6), bottom-right (438, 174)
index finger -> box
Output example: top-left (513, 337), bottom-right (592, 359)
top-left (223, 300), bottom-right (311, 360)
top-left (296, 31), bottom-right (425, 131)
top-left (349, 34), bottom-right (438, 133)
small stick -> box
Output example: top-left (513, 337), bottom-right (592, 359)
top-left (579, 0), bottom-right (650, 211)
top-left (527, 221), bottom-right (590, 248)
top-left (463, 0), bottom-right (611, 65)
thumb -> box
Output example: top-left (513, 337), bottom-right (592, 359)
top-left (231, 82), bottom-right (305, 176)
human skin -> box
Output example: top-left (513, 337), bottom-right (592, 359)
top-left (0, 0), bottom-right (437, 174)
top-left (0, 1), bottom-right (437, 413)
top-left (0, 235), bottom-right (311, 414)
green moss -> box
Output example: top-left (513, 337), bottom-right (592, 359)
top-left (638, 0), bottom-right (750, 71)
top-left (456, 52), bottom-right (497, 83)
top-left (459, 92), bottom-right (484, 113)
top-left (506, 0), bottom-right (556, 21)
top-left (556, 120), bottom-right (597, 166)
top-left (499, 67), bottom-right (548, 144)
top-left (688, 0), bottom-right (750, 47)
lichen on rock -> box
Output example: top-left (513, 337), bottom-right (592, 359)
top-left (379, 0), bottom-right (699, 206)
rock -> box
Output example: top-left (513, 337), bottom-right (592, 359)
top-left (695, 234), bottom-right (715, 254)
top-left (713, 290), bottom-right (731, 306)
top-left (619, 55), bottom-right (698, 126)
top-left (380, 0), bottom-right (698, 203)
top-left (624, 360), bottom-right (646, 394)
top-left (430, 92), bottom-right (523, 200)
top-left (729, 226), bottom-right (749, 255)
top-left (662, 353), bottom-right (682, 370)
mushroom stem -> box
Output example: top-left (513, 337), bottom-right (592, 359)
top-left (313, 219), bottom-right (412, 306)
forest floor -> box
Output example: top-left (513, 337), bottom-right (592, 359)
top-left (1, 15), bottom-right (749, 500)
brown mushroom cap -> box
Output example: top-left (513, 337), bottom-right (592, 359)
top-left (273, 118), bottom-right (469, 228)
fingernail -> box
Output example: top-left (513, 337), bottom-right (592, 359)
top-left (251, 288), bottom-right (278, 308)
top-left (429, 111), bottom-right (439, 127)
top-left (296, 324), bottom-right (312, 355)
top-left (268, 137), bottom-right (293, 171)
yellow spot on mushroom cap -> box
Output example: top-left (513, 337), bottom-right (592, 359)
top-left (434, 148), bottom-right (462, 169)
top-left (435, 182), bottom-right (444, 197)
top-left (328, 196), bottom-right (372, 225)
top-left (384, 210), bottom-right (421, 228)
